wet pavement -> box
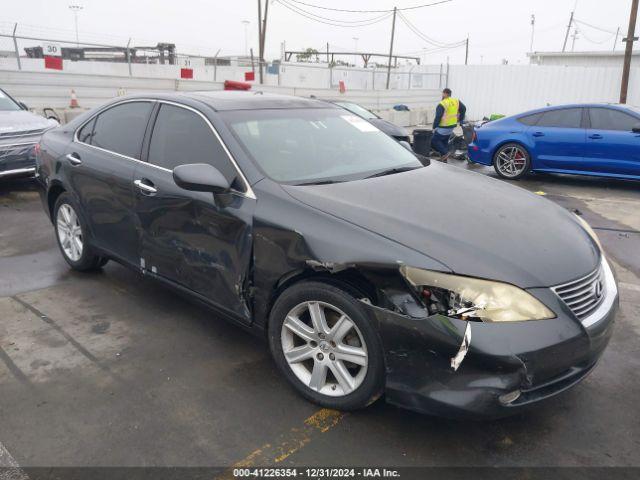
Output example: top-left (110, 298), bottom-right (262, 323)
top-left (0, 165), bottom-right (639, 470)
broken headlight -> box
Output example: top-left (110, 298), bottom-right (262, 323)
top-left (400, 266), bottom-right (555, 322)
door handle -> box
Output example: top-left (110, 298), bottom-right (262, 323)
top-left (134, 179), bottom-right (157, 194)
top-left (532, 132), bottom-right (545, 137)
top-left (65, 153), bottom-right (82, 166)
top-left (589, 134), bottom-right (603, 139)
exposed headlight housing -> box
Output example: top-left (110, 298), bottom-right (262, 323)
top-left (400, 266), bottom-right (555, 322)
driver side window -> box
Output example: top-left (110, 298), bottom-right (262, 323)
top-left (148, 104), bottom-right (238, 187)
top-left (589, 108), bottom-right (638, 131)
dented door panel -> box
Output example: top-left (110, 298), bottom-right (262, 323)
top-left (134, 163), bottom-right (255, 323)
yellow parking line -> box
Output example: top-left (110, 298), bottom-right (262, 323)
top-left (217, 408), bottom-right (345, 478)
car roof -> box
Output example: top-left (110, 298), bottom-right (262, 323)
top-left (517, 103), bottom-right (636, 117)
top-left (120, 91), bottom-right (336, 112)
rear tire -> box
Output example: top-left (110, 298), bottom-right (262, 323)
top-left (493, 143), bottom-right (531, 180)
top-left (54, 193), bottom-right (103, 271)
top-left (268, 281), bottom-right (385, 411)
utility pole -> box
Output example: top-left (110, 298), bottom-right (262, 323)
top-left (571, 28), bottom-right (579, 51)
top-left (385, 7), bottom-right (397, 90)
top-left (562, 11), bottom-right (574, 52)
top-left (69, 4), bottom-right (83, 47)
top-left (620, 0), bottom-right (639, 103)
top-left (613, 26), bottom-right (620, 51)
top-left (261, 0), bottom-right (269, 82)
top-left (530, 14), bottom-right (536, 52)
top-left (464, 36), bottom-right (469, 65)
top-left (257, 0), bottom-right (263, 83)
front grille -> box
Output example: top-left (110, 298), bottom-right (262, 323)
top-left (0, 128), bottom-right (45, 139)
top-left (553, 264), bottom-right (605, 321)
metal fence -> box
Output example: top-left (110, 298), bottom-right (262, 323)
top-left (0, 25), bottom-right (447, 91)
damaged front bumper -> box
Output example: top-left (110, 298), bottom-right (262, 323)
top-left (364, 286), bottom-right (618, 419)
top-left (0, 136), bottom-right (40, 179)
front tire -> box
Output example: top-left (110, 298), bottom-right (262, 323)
top-left (54, 193), bottom-right (103, 271)
top-left (493, 143), bottom-right (531, 180)
top-left (268, 281), bottom-right (385, 411)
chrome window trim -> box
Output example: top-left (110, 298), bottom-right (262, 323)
top-left (72, 97), bottom-right (256, 200)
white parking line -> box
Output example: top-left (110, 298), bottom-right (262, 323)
top-left (0, 441), bottom-right (28, 480)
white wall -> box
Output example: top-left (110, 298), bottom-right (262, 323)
top-left (0, 68), bottom-right (440, 126)
top-left (447, 64), bottom-right (640, 120)
top-left (529, 53), bottom-right (639, 68)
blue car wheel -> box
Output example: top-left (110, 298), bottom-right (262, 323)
top-left (494, 143), bottom-right (531, 180)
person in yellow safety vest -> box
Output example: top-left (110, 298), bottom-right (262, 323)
top-left (431, 88), bottom-right (466, 162)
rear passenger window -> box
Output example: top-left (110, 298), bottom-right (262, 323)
top-left (517, 112), bottom-right (543, 126)
top-left (77, 117), bottom-right (96, 144)
top-left (537, 108), bottom-right (582, 129)
top-left (91, 102), bottom-right (153, 159)
top-left (589, 108), bottom-right (638, 131)
top-left (148, 104), bottom-right (238, 185)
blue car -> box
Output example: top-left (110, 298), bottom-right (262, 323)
top-left (468, 103), bottom-right (640, 181)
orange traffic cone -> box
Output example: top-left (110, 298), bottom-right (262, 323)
top-left (69, 89), bottom-right (79, 108)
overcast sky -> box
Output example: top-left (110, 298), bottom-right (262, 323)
top-left (3, 0), bottom-right (636, 65)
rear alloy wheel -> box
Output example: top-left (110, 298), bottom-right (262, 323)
top-left (269, 281), bottom-right (384, 410)
top-left (493, 143), bottom-right (531, 180)
top-left (54, 193), bottom-right (104, 271)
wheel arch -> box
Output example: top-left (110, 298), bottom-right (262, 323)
top-left (264, 267), bottom-right (379, 335)
top-left (47, 181), bottom-right (67, 222)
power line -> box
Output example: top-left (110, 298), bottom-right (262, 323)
top-left (574, 18), bottom-right (618, 35)
top-left (287, 0), bottom-right (453, 14)
top-left (279, 0), bottom-right (392, 24)
top-left (276, 0), bottom-right (393, 27)
top-left (397, 10), bottom-right (466, 48)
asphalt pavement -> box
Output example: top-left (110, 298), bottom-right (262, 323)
top-left (0, 162), bottom-right (639, 473)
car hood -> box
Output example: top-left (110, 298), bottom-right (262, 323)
top-left (368, 118), bottom-right (408, 138)
top-left (282, 163), bottom-right (600, 288)
top-left (0, 110), bottom-right (54, 136)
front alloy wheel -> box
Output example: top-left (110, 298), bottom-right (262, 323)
top-left (494, 143), bottom-right (530, 179)
top-left (269, 281), bottom-right (384, 410)
top-left (281, 301), bottom-right (368, 397)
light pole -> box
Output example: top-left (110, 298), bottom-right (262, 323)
top-left (69, 4), bottom-right (83, 47)
top-left (530, 14), bottom-right (536, 52)
top-left (241, 20), bottom-right (250, 57)
top-left (352, 37), bottom-right (359, 67)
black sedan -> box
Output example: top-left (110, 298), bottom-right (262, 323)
top-left (0, 88), bottom-right (58, 180)
top-left (35, 92), bottom-right (617, 418)
top-left (323, 99), bottom-right (411, 143)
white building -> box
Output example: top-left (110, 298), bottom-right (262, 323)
top-left (528, 50), bottom-right (640, 68)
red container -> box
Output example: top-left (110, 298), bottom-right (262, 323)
top-left (224, 80), bottom-right (252, 91)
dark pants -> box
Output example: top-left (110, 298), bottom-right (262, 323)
top-left (431, 131), bottom-right (451, 156)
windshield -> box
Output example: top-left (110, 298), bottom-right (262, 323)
top-left (0, 90), bottom-right (21, 111)
top-left (333, 101), bottom-right (378, 120)
top-left (222, 108), bottom-right (421, 184)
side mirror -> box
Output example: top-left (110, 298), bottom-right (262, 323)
top-left (18, 101), bottom-right (28, 111)
top-left (173, 163), bottom-right (230, 194)
top-left (632, 124), bottom-right (640, 133)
